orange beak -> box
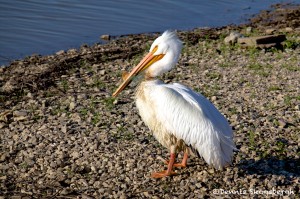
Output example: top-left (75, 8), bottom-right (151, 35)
top-left (112, 45), bottom-right (164, 97)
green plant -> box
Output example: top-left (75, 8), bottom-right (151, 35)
top-left (92, 112), bottom-right (101, 125)
top-left (80, 108), bottom-right (89, 117)
top-left (275, 140), bottom-right (286, 158)
top-left (268, 85), bottom-right (281, 92)
top-left (283, 95), bottom-right (292, 105)
top-left (283, 39), bottom-right (299, 49)
top-left (103, 97), bottom-right (115, 110)
top-left (207, 71), bottom-right (221, 79)
top-left (61, 79), bottom-right (69, 92)
top-left (248, 131), bottom-right (256, 149)
top-left (247, 63), bottom-right (263, 70)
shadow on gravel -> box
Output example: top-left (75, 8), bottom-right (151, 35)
top-left (237, 157), bottom-right (300, 177)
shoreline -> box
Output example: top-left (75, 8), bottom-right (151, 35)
top-left (1, 3), bottom-right (299, 198)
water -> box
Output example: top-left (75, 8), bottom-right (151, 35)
top-left (0, 0), bottom-right (296, 66)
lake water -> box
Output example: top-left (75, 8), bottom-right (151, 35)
top-left (0, 0), bottom-right (296, 66)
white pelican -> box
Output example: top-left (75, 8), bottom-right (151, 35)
top-left (112, 30), bottom-right (236, 178)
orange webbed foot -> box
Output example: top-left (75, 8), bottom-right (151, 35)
top-left (173, 162), bottom-right (187, 168)
top-left (151, 170), bottom-right (177, 178)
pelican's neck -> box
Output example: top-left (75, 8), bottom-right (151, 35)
top-left (144, 71), bottom-right (156, 81)
top-left (135, 78), bottom-right (163, 99)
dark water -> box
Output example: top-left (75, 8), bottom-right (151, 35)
top-left (0, 0), bottom-right (296, 66)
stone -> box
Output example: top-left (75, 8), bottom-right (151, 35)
top-left (69, 102), bottom-right (76, 111)
top-left (265, 28), bottom-right (276, 35)
top-left (56, 50), bottom-right (65, 55)
top-left (238, 34), bottom-right (286, 48)
top-left (224, 32), bottom-right (243, 45)
top-left (246, 27), bottom-right (253, 33)
top-left (285, 27), bottom-right (293, 32)
top-left (100, 34), bottom-right (110, 40)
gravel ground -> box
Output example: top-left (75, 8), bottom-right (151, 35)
top-left (0, 4), bottom-right (299, 199)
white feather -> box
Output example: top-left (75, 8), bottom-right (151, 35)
top-left (136, 80), bottom-right (236, 170)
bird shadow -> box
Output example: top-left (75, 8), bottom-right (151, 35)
top-left (236, 137), bottom-right (299, 177)
top-left (236, 156), bottom-right (299, 177)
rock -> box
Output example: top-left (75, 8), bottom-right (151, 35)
top-left (265, 28), bottom-right (276, 35)
top-left (99, 69), bottom-right (106, 75)
top-left (211, 96), bottom-right (217, 102)
top-left (278, 119), bottom-right (287, 128)
top-left (246, 27), bottom-right (253, 33)
top-left (27, 92), bottom-right (33, 98)
top-left (13, 110), bottom-right (28, 121)
top-left (0, 110), bottom-right (11, 122)
top-left (13, 110), bottom-right (28, 117)
top-left (69, 102), bottom-right (76, 111)
top-left (101, 34), bottom-right (111, 40)
top-left (56, 50), bottom-right (65, 55)
top-left (1, 79), bottom-right (16, 92)
top-left (285, 27), bottom-right (293, 32)
top-left (61, 125), bottom-right (67, 133)
top-left (238, 34), bottom-right (286, 48)
top-left (224, 32), bottom-right (243, 45)
top-left (71, 151), bottom-right (80, 159)
top-left (0, 122), bottom-right (6, 129)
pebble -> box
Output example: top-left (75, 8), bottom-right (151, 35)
top-left (69, 102), bottom-right (76, 110)
top-left (265, 28), bottom-right (276, 34)
top-left (224, 32), bottom-right (243, 45)
top-left (100, 34), bottom-right (110, 40)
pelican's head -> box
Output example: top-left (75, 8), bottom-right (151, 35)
top-left (113, 30), bottom-right (182, 97)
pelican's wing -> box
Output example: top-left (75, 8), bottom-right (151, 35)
top-left (149, 82), bottom-right (236, 170)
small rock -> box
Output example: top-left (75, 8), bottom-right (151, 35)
top-left (61, 125), bottom-right (67, 133)
top-left (13, 116), bottom-right (28, 122)
top-left (0, 122), bottom-right (6, 129)
top-left (285, 27), bottom-right (293, 32)
top-left (27, 92), bottom-right (33, 98)
top-left (67, 48), bottom-right (77, 54)
top-left (208, 168), bottom-right (215, 174)
top-left (278, 119), bottom-right (287, 128)
top-left (13, 110), bottom-right (28, 117)
top-left (99, 69), bottom-right (106, 75)
top-left (81, 194), bottom-right (94, 199)
top-left (60, 188), bottom-right (70, 195)
top-left (71, 151), bottom-right (80, 159)
top-left (100, 34), bottom-right (110, 40)
top-left (211, 96), bottom-right (217, 102)
top-left (265, 28), bottom-right (276, 35)
top-left (69, 102), bottom-right (76, 111)
top-left (224, 32), bottom-right (243, 45)
top-left (0, 110), bottom-right (11, 122)
top-left (246, 27), bottom-right (253, 33)
top-left (56, 50), bottom-right (65, 55)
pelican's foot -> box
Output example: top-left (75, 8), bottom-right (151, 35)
top-left (173, 163), bottom-right (187, 168)
top-left (151, 170), bottom-right (177, 178)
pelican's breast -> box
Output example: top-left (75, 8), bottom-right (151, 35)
top-left (135, 80), bottom-right (185, 150)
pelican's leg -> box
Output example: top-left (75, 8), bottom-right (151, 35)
top-left (173, 148), bottom-right (188, 168)
top-left (151, 146), bottom-right (177, 178)
top-left (160, 148), bottom-right (189, 168)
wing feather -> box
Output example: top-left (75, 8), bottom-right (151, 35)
top-left (149, 82), bottom-right (236, 170)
